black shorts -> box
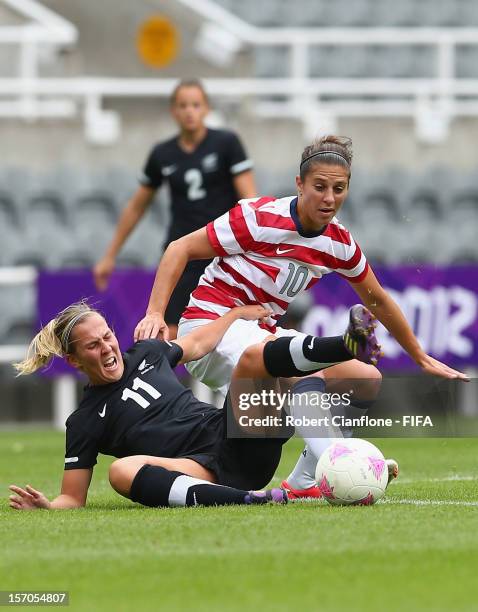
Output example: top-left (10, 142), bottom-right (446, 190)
top-left (184, 438), bottom-right (290, 491)
top-left (164, 259), bottom-right (212, 325)
top-left (216, 436), bottom-right (291, 490)
top-left (184, 406), bottom-right (293, 491)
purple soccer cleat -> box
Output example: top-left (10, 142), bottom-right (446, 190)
top-left (245, 488), bottom-right (288, 505)
top-left (343, 304), bottom-right (383, 366)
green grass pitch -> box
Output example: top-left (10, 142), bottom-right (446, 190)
top-left (1, 430), bottom-right (477, 612)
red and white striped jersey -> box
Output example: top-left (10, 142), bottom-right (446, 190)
top-left (182, 196), bottom-right (369, 332)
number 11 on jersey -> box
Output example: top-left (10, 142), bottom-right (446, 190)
top-left (121, 377), bottom-right (161, 409)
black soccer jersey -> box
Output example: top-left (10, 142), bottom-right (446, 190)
top-left (140, 128), bottom-right (253, 244)
top-left (64, 340), bottom-right (223, 470)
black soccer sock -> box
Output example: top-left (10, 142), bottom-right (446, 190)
top-left (263, 335), bottom-right (352, 378)
top-left (130, 465), bottom-right (253, 507)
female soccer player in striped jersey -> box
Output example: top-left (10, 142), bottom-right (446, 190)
top-left (135, 135), bottom-right (468, 499)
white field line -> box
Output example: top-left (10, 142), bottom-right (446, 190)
top-left (274, 474), bottom-right (478, 506)
top-left (271, 475), bottom-right (478, 486)
top-left (396, 474), bottom-right (478, 484)
top-left (379, 499), bottom-right (478, 507)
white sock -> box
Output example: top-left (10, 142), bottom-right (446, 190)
top-left (285, 384), bottom-right (343, 490)
top-left (286, 445), bottom-right (318, 490)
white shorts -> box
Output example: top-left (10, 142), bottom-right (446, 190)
top-left (177, 318), bottom-right (308, 398)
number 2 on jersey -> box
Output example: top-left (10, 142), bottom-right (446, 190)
top-left (121, 377), bottom-right (161, 409)
top-left (184, 168), bottom-right (206, 201)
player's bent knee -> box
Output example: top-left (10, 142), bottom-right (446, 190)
top-left (367, 364), bottom-right (382, 381)
top-left (234, 343), bottom-right (267, 378)
top-left (109, 456), bottom-right (148, 497)
top-left (354, 363), bottom-right (382, 398)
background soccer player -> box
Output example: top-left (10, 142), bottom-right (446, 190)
top-left (94, 78), bottom-right (256, 338)
top-left (134, 134), bottom-right (468, 498)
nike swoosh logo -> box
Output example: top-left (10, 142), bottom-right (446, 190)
top-left (308, 337), bottom-right (315, 350)
top-left (276, 247), bottom-right (294, 255)
top-left (162, 165), bottom-right (177, 176)
top-left (98, 404), bottom-right (107, 418)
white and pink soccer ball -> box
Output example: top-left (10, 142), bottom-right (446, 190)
top-left (315, 439), bottom-right (388, 506)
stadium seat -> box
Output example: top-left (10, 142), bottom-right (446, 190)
top-left (255, 167), bottom-right (296, 199)
top-left (0, 285), bottom-right (35, 344)
top-left (372, 0), bottom-right (417, 26)
top-left (405, 189), bottom-right (443, 223)
top-left (59, 250), bottom-right (96, 269)
top-left (1, 166), bottom-right (32, 207)
top-left (320, 0), bottom-right (373, 27)
top-left (10, 251), bottom-right (49, 269)
top-left (102, 166), bottom-right (138, 209)
top-left (310, 45), bottom-right (369, 78)
top-left (70, 194), bottom-right (118, 262)
top-left (450, 251), bottom-right (478, 264)
top-left (27, 191), bottom-right (69, 229)
top-left (73, 191), bottom-right (118, 227)
top-left (254, 47), bottom-right (290, 78)
top-left (0, 191), bottom-right (20, 232)
top-left (120, 223), bottom-right (164, 268)
top-left (456, 45), bottom-right (478, 79)
top-left (413, 0), bottom-right (463, 26)
top-left (353, 221), bottom-right (402, 264)
top-left (460, 0), bottom-right (478, 27)
top-left (363, 189), bottom-right (400, 223)
top-left (2, 320), bottom-right (35, 345)
top-left (439, 216), bottom-right (478, 263)
top-left (217, 0), bottom-right (474, 27)
top-left (242, 0), bottom-right (285, 26)
top-left (452, 191), bottom-right (478, 224)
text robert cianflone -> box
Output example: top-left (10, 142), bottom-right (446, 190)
top-left (237, 390), bottom-right (351, 412)
top-left (237, 414), bottom-right (434, 428)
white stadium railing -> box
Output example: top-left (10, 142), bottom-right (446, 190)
top-left (1, 0), bottom-right (478, 141)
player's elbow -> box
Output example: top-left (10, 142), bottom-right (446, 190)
top-left (185, 339), bottom-right (207, 363)
top-left (167, 237), bottom-right (193, 261)
top-left (163, 236), bottom-right (192, 261)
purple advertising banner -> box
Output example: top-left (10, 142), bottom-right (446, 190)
top-left (38, 269), bottom-right (151, 377)
top-left (38, 265), bottom-right (478, 376)
top-left (303, 265), bottom-right (478, 371)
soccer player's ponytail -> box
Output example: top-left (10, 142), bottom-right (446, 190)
top-left (14, 300), bottom-right (97, 376)
top-left (14, 319), bottom-right (63, 375)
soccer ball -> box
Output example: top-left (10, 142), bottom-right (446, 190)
top-left (315, 439), bottom-right (388, 506)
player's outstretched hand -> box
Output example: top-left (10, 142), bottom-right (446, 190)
top-left (93, 255), bottom-right (115, 292)
top-left (236, 305), bottom-right (273, 322)
top-left (9, 485), bottom-right (51, 510)
top-left (134, 313), bottom-right (169, 342)
top-left (418, 354), bottom-right (470, 381)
